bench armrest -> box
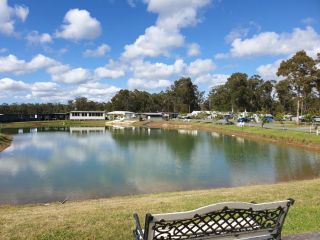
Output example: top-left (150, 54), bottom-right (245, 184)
top-left (133, 213), bottom-right (144, 240)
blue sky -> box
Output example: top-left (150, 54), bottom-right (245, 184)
top-left (0, 0), bottom-right (319, 103)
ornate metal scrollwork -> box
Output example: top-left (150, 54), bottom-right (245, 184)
top-left (152, 207), bottom-right (284, 239)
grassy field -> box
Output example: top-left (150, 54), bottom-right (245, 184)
top-left (0, 120), bottom-right (107, 129)
top-left (0, 179), bottom-right (319, 239)
top-left (195, 121), bottom-right (320, 144)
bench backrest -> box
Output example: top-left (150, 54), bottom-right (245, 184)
top-left (144, 199), bottom-right (294, 240)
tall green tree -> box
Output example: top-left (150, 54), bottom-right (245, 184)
top-left (208, 85), bottom-right (231, 111)
top-left (274, 79), bottom-right (295, 113)
top-left (169, 77), bottom-right (203, 113)
top-left (225, 73), bottom-right (251, 112)
top-left (109, 90), bottom-right (130, 111)
top-left (277, 50), bottom-right (319, 124)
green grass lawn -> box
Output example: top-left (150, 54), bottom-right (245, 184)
top-left (0, 120), bottom-right (107, 129)
top-left (184, 121), bottom-right (320, 145)
top-left (0, 179), bottom-right (319, 239)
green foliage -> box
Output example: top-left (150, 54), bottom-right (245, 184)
top-left (208, 51), bottom-right (319, 115)
top-left (108, 77), bottom-right (203, 113)
top-left (169, 77), bottom-right (203, 113)
top-left (304, 114), bottom-right (313, 123)
top-left (208, 73), bottom-right (275, 113)
top-left (274, 112), bottom-right (284, 121)
top-left (277, 50), bottom-right (320, 117)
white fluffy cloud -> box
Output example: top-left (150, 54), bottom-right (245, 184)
top-left (55, 9), bottom-right (101, 41)
top-left (128, 78), bottom-right (171, 90)
top-left (131, 59), bottom-right (185, 79)
top-left (0, 78), bottom-right (60, 100)
top-left (0, 54), bottom-right (57, 75)
top-left (29, 83), bottom-right (120, 102)
top-left (0, 0), bottom-right (29, 35)
top-left (187, 43), bottom-right (201, 56)
top-left (0, 54), bottom-right (25, 74)
top-left (216, 26), bottom-right (320, 59)
top-left (0, 77), bottom-right (29, 91)
top-left (122, 0), bottom-right (210, 59)
top-left (27, 54), bottom-right (57, 70)
top-left (83, 44), bottom-right (111, 57)
top-left (0, 53), bottom-right (122, 85)
top-left (256, 59), bottom-right (284, 80)
top-left (122, 26), bottom-right (184, 59)
top-left (26, 31), bottom-right (52, 44)
top-left (127, 58), bottom-right (218, 91)
top-left (51, 67), bottom-right (92, 84)
top-left (0, 77), bottom-right (120, 102)
top-left (194, 74), bottom-right (229, 87)
top-left (94, 60), bottom-right (125, 79)
top-left (187, 59), bottom-right (216, 76)
top-left (72, 83), bottom-right (120, 101)
top-left (31, 82), bottom-right (58, 91)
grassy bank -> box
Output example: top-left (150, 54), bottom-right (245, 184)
top-left (145, 120), bottom-right (320, 151)
top-left (0, 120), bottom-right (107, 129)
top-left (0, 133), bottom-right (12, 152)
top-left (0, 179), bottom-right (319, 239)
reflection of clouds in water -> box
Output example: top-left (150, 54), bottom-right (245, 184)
top-left (211, 132), bottom-right (220, 138)
top-left (178, 129), bottom-right (198, 135)
top-left (0, 156), bottom-right (48, 176)
top-left (0, 129), bottom-right (122, 175)
top-left (235, 137), bottom-right (245, 144)
top-left (5, 134), bottom-right (55, 153)
top-left (0, 127), bottom-right (320, 204)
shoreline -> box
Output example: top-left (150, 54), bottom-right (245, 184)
top-left (142, 120), bottom-right (320, 151)
top-left (0, 134), bottom-right (12, 152)
top-left (0, 178), bottom-right (319, 239)
top-left (1, 119), bottom-right (319, 152)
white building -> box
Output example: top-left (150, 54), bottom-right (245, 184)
top-left (69, 111), bottom-right (106, 120)
top-left (107, 111), bottom-right (135, 121)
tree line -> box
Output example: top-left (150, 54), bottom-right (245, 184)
top-left (1, 50), bottom-right (319, 119)
top-left (208, 51), bottom-right (319, 117)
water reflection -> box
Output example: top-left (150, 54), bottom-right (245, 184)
top-left (0, 126), bottom-right (319, 204)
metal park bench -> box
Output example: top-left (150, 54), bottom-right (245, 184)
top-left (133, 199), bottom-right (294, 240)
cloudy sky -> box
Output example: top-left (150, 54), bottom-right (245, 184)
top-left (0, 0), bottom-right (319, 103)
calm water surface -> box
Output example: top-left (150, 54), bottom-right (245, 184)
top-left (0, 126), bottom-right (319, 204)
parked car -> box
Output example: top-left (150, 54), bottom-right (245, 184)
top-left (178, 115), bottom-right (191, 119)
top-left (313, 116), bottom-right (320, 124)
top-left (237, 117), bottom-right (250, 123)
top-left (264, 116), bottom-right (273, 123)
top-left (216, 119), bottom-right (233, 125)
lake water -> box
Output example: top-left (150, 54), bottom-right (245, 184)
top-left (0, 126), bottom-right (319, 204)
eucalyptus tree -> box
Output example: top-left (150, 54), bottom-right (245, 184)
top-left (277, 50), bottom-right (319, 124)
top-left (274, 79), bottom-right (295, 114)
